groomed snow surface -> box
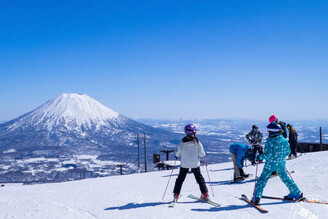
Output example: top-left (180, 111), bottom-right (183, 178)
top-left (1, 151), bottom-right (327, 219)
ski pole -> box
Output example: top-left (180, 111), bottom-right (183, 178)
top-left (252, 163), bottom-right (259, 202)
top-left (162, 158), bottom-right (177, 200)
top-left (298, 143), bottom-right (306, 154)
top-left (203, 157), bottom-right (215, 197)
top-left (286, 168), bottom-right (294, 182)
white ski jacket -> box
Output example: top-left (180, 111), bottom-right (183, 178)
top-left (175, 140), bottom-right (206, 168)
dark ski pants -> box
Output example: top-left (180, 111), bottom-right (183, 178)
top-left (289, 143), bottom-right (298, 157)
top-left (173, 167), bottom-right (208, 195)
top-left (252, 145), bottom-right (263, 162)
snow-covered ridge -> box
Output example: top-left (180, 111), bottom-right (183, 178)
top-left (8, 93), bottom-right (120, 131)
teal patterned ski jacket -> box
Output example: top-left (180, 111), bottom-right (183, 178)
top-left (254, 133), bottom-right (301, 198)
top-left (259, 133), bottom-right (290, 166)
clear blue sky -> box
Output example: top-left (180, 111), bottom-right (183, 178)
top-left (1, 0), bottom-right (328, 121)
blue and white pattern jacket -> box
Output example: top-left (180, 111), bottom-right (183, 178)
top-left (259, 133), bottom-right (290, 168)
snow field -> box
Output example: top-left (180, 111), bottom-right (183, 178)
top-left (1, 151), bottom-right (327, 219)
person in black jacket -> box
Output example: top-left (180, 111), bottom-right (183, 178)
top-left (287, 124), bottom-right (298, 158)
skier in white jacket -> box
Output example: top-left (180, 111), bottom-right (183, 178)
top-left (172, 124), bottom-right (208, 202)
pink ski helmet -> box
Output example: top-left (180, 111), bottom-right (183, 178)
top-left (269, 115), bottom-right (278, 123)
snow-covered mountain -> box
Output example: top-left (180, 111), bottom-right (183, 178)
top-left (0, 93), bottom-right (179, 152)
top-left (5, 93), bottom-right (120, 131)
top-left (1, 151), bottom-right (327, 218)
top-left (0, 93), bottom-right (183, 182)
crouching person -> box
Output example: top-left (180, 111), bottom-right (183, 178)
top-left (229, 143), bottom-right (252, 183)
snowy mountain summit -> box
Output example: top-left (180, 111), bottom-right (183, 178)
top-left (8, 93), bottom-right (120, 131)
top-left (0, 93), bottom-right (177, 151)
top-left (0, 93), bottom-right (178, 183)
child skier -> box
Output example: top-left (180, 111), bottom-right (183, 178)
top-left (172, 124), bottom-right (209, 203)
top-left (251, 122), bottom-right (303, 205)
top-left (229, 143), bottom-right (253, 183)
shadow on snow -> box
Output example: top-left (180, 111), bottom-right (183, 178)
top-left (206, 178), bottom-right (256, 186)
top-left (209, 167), bottom-right (234, 172)
top-left (104, 202), bottom-right (171, 211)
top-left (105, 200), bottom-right (202, 211)
top-left (161, 173), bottom-right (179, 177)
top-left (191, 204), bottom-right (249, 212)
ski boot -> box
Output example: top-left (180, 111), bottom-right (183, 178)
top-left (251, 197), bottom-right (261, 205)
top-left (232, 177), bottom-right (244, 183)
top-left (287, 155), bottom-right (294, 160)
top-left (242, 173), bottom-right (250, 178)
top-left (173, 193), bottom-right (180, 203)
top-left (284, 193), bottom-right (304, 201)
top-left (239, 168), bottom-right (249, 179)
top-left (200, 193), bottom-right (209, 201)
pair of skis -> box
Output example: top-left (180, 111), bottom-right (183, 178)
top-left (168, 194), bottom-right (220, 208)
top-left (241, 194), bottom-right (328, 213)
top-left (170, 193), bottom-right (328, 210)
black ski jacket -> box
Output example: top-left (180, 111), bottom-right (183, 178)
top-left (288, 128), bottom-right (298, 147)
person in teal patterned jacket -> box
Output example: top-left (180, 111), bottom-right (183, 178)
top-left (251, 122), bottom-right (303, 205)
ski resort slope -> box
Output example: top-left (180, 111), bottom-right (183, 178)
top-left (1, 151), bottom-right (327, 219)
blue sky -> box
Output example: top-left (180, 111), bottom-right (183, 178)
top-left (1, 0), bottom-right (328, 121)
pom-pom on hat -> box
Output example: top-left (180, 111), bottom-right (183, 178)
top-left (269, 115), bottom-right (278, 123)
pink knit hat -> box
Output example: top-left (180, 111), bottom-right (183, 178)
top-left (269, 115), bottom-right (277, 123)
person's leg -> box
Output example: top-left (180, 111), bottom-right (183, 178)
top-left (276, 167), bottom-right (301, 196)
top-left (251, 146), bottom-right (257, 164)
top-left (292, 143), bottom-right (297, 157)
top-left (258, 146), bottom-right (264, 163)
top-left (254, 164), bottom-right (273, 199)
top-left (173, 167), bottom-right (189, 194)
top-left (255, 145), bottom-right (261, 163)
top-left (289, 144), bottom-right (293, 157)
top-left (231, 153), bottom-right (241, 178)
top-left (239, 167), bottom-right (245, 176)
top-left (192, 167), bottom-right (208, 194)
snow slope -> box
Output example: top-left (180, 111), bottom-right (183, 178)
top-left (1, 151), bottom-right (327, 219)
